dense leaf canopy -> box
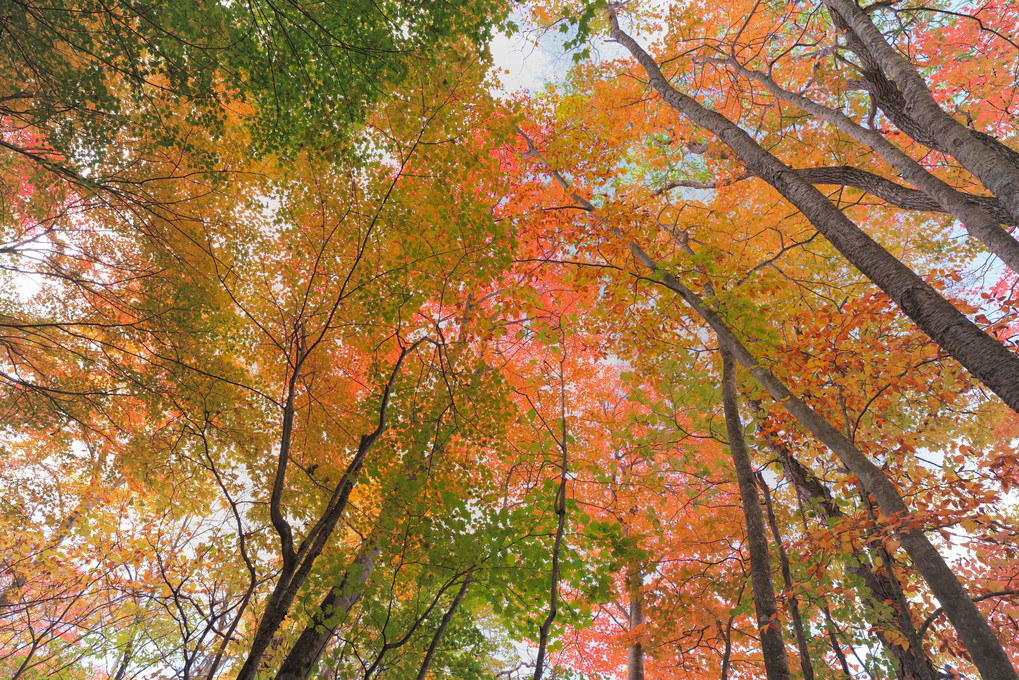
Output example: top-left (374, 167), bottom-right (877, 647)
top-left (3, 1), bottom-right (1019, 679)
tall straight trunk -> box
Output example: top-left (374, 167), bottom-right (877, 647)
top-left (610, 12), bottom-right (1019, 416)
top-left (720, 348), bottom-right (791, 680)
top-left (822, 0), bottom-right (1019, 223)
top-left (626, 243), bottom-right (1016, 680)
top-left (626, 565), bottom-right (646, 680)
top-left (755, 472), bottom-right (815, 680)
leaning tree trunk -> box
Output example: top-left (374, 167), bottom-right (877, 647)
top-left (764, 436), bottom-right (937, 680)
top-left (514, 106), bottom-right (1017, 679)
top-left (237, 343), bottom-right (422, 680)
top-left (755, 472), bottom-right (816, 680)
top-left (609, 12), bottom-right (1019, 417)
top-left (274, 540), bottom-right (382, 680)
top-left (720, 348), bottom-right (792, 680)
top-left (724, 60), bottom-right (1019, 272)
top-left (626, 239), bottom-right (1017, 680)
top-left (822, 0), bottom-right (1019, 223)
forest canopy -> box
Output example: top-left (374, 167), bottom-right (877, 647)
top-left (3, 0), bottom-right (1019, 679)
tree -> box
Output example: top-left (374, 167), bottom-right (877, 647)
top-left (6, 1), bottom-right (1019, 679)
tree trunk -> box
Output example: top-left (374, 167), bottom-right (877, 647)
top-left (626, 565), bottom-right (646, 680)
top-left (769, 441), bottom-right (937, 680)
top-left (413, 571), bottom-right (474, 680)
top-left (726, 62), bottom-right (1019, 272)
top-left (610, 12), bottom-right (1019, 416)
top-left (237, 343), bottom-right (421, 680)
top-left (623, 233), bottom-right (1017, 680)
top-left (720, 348), bottom-right (791, 680)
top-left (823, 0), bottom-right (1019, 223)
top-left (274, 541), bottom-right (382, 680)
top-left (515, 104), bottom-right (1017, 679)
top-left (823, 605), bottom-right (855, 679)
top-left (756, 472), bottom-right (815, 680)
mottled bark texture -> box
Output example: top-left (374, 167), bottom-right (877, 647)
top-left (626, 565), bottom-right (646, 680)
top-left (823, 0), bottom-right (1019, 223)
top-left (273, 541), bottom-right (381, 680)
top-left (610, 13), bottom-right (1019, 416)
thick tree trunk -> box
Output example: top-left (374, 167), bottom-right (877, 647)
top-left (628, 248), bottom-right (1017, 680)
top-left (823, 0), bottom-right (1019, 223)
top-left (273, 541), bottom-right (382, 680)
top-left (728, 61), bottom-right (1019, 271)
top-left (515, 107), bottom-right (1016, 679)
top-left (610, 12), bottom-right (1019, 416)
top-left (720, 348), bottom-right (791, 680)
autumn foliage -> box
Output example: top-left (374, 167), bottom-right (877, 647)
top-left (3, 1), bottom-right (1019, 679)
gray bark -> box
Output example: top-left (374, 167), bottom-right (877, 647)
top-left (766, 438), bottom-right (936, 680)
top-left (611, 12), bottom-right (1019, 418)
top-left (794, 167), bottom-right (1014, 226)
top-left (626, 566), bottom-right (645, 680)
top-left (515, 98), bottom-right (1017, 677)
top-left (273, 541), bottom-right (382, 680)
top-left (720, 348), bottom-right (791, 680)
top-left (625, 238), bottom-right (1015, 680)
top-left (725, 60), bottom-right (1019, 273)
top-left (823, 0), bottom-right (1019, 223)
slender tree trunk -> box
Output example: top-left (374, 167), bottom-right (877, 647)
top-left (112, 634), bottom-right (136, 680)
top-left (823, 605), bottom-right (855, 679)
top-left (755, 472), bottom-right (815, 680)
top-left (514, 110), bottom-right (1015, 679)
top-left (720, 348), bottom-right (791, 680)
top-left (858, 491), bottom-right (936, 680)
top-left (413, 571), bottom-right (474, 680)
top-left (533, 340), bottom-right (570, 680)
top-left (237, 343), bottom-right (422, 680)
top-left (275, 320), bottom-right (478, 680)
top-left (626, 565), bottom-right (646, 680)
top-left (718, 615), bottom-right (735, 680)
top-left (752, 421), bottom-right (937, 680)
top-left (610, 12), bottom-right (1019, 417)
top-left (623, 234), bottom-right (1016, 680)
